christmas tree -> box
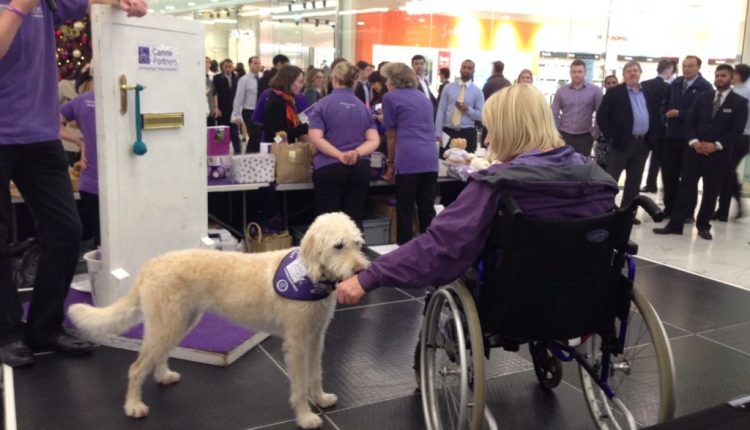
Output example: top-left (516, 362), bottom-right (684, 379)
top-left (55, 17), bottom-right (91, 79)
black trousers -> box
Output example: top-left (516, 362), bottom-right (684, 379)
top-left (395, 172), bottom-right (437, 245)
top-left (442, 127), bottom-right (478, 155)
top-left (644, 137), bottom-right (665, 189)
top-left (661, 137), bottom-right (689, 214)
top-left (78, 191), bottom-right (100, 247)
top-left (716, 135), bottom-right (749, 218)
top-left (242, 109), bottom-right (262, 153)
top-left (0, 141), bottom-right (82, 345)
top-left (605, 136), bottom-right (650, 208)
top-left (312, 160), bottom-right (371, 229)
top-left (560, 131), bottom-right (594, 157)
top-left (667, 149), bottom-right (730, 232)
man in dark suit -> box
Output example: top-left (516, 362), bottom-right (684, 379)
top-left (412, 54), bottom-right (438, 116)
top-left (257, 54), bottom-right (290, 96)
top-left (660, 56), bottom-right (713, 216)
top-left (715, 63), bottom-right (750, 220)
top-left (212, 59), bottom-right (240, 154)
top-left (654, 64), bottom-right (748, 240)
top-left (640, 59), bottom-right (676, 193)
top-left (597, 61), bottom-right (657, 220)
top-left (353, 60), bottom-right (373, 107)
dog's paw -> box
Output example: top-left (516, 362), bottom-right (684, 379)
top-left (155, 370), bottom-right (181, 385)
top-left (124, 401), bottom-right (150, 418)
top-left (296, 412), bottom-right (323, 429)
top-left (314, 392), bottom-right (338, 409)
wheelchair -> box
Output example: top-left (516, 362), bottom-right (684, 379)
top-left (416, 195), bottom-right (676, 430)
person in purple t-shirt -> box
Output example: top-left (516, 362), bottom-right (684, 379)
top-left (307, 61), bottom-right (379, 227)
top-left (336, 84), bottom-right (618, 305)
top-left (60, 73), bottom-right (100, 247)
top-left (379, 62), bottom-right (440, 245)
top-left (0, 0), bottom-right (147, 368)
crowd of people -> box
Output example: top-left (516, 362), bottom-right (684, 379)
top-left (206, 52), bottom-right (748, 244)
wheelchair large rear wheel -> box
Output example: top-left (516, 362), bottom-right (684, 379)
top-left (420, 280), bottom-right (486, 430)
top-left (578, 287), bottom-right (675, 429)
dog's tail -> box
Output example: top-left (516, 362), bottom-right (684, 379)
top-left (68, 277), bottom-right (143, 339)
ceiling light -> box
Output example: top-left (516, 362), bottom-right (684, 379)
top-left (339, 8), bottom-right (388, 16)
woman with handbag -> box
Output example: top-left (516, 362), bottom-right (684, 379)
top-left (263, 65), bottom-right (309, 142)
top-left (307, 61), bottom-right (380, 227)
top-left (379, 62), bottom-right (440, 245)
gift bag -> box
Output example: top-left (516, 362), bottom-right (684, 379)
top-left (271, 142), bottom-right (313, 184)
top-left (245, 222), bottom-right (292, 253)
top-left (207, 126), bottom-right (230, 156)
top-left (231, 153), bottom-right (276, 183)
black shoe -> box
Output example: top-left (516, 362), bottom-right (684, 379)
top-left (633, 218), bottom-right (642, 225)
top-left (711, 212), bottom-right (728, 222)
top-left (29, 332), bottom-right (93, 355)
top-left (0, 340), bottom-right (35, 367)
top-left (697, 229), bottom-right (713, 240)
top-left (684, 216), bottom-right (695, 224)
top-left (653, 226), bottom-right (683, 235)
top-left (640, 186), bottom-right (657, 193)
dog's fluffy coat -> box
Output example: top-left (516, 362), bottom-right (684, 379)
top-left (69, 212), bottom-right (369, 429)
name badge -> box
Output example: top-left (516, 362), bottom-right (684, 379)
top-left (722, 108), bottom-right (733, 113)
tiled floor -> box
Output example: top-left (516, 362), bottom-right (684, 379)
top-left (3, 189), bottom-right (750, 429)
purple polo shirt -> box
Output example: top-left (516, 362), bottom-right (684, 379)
top-left (0, 0), bottom-right (88, 144)
top-left (357, 146), bottom-right (618, 292)
top-left (308, 88), bottom-right (375, 170)
top-left (382, 88), bottom-right (439, 175)
top-left (60, 92), bottom-right (98, 195)
top-left (551, 83), bottom-right (603, 136)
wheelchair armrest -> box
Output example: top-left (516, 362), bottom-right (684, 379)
top-left (624, 240), bottom-right (638, 255)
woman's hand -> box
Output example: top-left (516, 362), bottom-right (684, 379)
top-left (383, 163), bottom-right (395, 182)
top-left (339, 150), bottom-right (358, 165)
top-left (336, 275), bottom-right (366, 305)
top-left (118, 0), bottom-right (148, 17)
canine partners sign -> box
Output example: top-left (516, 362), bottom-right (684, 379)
top-left (138, 45), bottom-right (179, 71)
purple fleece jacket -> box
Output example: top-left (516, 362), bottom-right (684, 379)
top-left (357, 145), bottom-right (619, 292)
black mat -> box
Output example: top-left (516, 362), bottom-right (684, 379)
top-left (12, 346), bottom-right (300, 430)
top-left (8, 260), bottom-right (750, 430)
top-left (261, 300), bottom-right (426, 410)
top-left (635, 265), bottom-right (750, 332)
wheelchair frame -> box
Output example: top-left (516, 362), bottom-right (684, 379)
top-left (416, 196), bottom-right (676, 430)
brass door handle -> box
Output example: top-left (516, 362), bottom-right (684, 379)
top-left (119, 75), bottom-right (147, 115)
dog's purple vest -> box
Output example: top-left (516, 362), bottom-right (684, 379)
top-left (273, 250), bottom-right (334, 301)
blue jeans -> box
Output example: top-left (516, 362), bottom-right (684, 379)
top-left (0, 141), bottom-right (82, 345)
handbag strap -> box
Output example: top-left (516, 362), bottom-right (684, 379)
top-left (245, 222), bottom-right (263, 243)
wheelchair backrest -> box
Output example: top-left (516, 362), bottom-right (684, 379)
top-left (476, 196), bottom-right (636, 341)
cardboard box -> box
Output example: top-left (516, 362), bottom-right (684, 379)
top-left (366, 196), bottom-right (419, 244)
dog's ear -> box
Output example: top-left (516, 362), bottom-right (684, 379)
top-left (299, 232), bottom-right (315, 264)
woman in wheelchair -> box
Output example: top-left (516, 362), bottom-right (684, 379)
top-left (337, 83), bottom-right (619, 303)
top-left (337, 84), bottom-right (676, 430)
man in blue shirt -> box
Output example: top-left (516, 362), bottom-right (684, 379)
top-left (597, 61), bottom-right (657, 218)
top-left (435, 59), bottom-right (484, 154)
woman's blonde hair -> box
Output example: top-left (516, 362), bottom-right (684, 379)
top-left (330, 61), bottom-right (359, 88)
top-left (482, 84), bottom-right (563, 162)
top-left (305, 68), bottom-right (327, 95)
top-left (380, 62), bottom-right (418, 89)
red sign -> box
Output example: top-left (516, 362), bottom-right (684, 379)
top-left (438, 51), bottom-right (451, 69)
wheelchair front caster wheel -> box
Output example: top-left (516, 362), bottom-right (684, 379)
top-left (530, 341), bottom-right (563, 389)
